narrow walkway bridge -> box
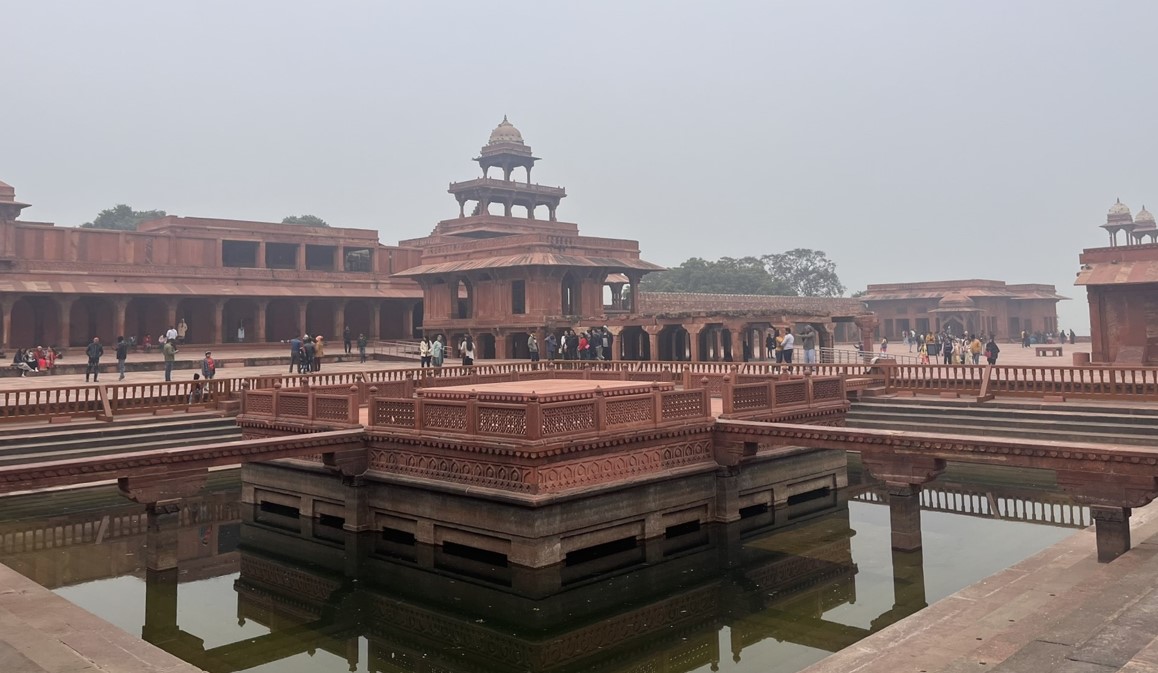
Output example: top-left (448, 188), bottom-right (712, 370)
top-left (851, 484), bottom-right (1091, 529)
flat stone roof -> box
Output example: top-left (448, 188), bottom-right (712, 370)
top-left (420, 379), bottom-right (671, 403)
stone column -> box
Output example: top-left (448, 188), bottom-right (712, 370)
top-left (855, 315), bottom-right (879, 355)
top-left (0, 296), bottom-right (13, 350)
top-left (687, 325), bottom-right (704, 362)
top-left (141, 566), bottom-right (179, 644)
top-left (607, 325), bottom-right (622, 361)
top-left (212, 299), bottom-right (225, 345)
top-left (643, 325), bottom-right (661, 362)
top-left (1091, 506), bottom-right (1132, 563)
top-left (165, 298), bottom-right (178, 336)
top-left (887, 484), bottom-right (924, 552)
top-left (298, 300), bottom-right (308, 337)
top-left (113, 297), bottom-right (128, 341)
top-left (494, 331), bottom-right (509, 359)
top-left (145, 502), bottom-right (182, 572)
top-left (58, 295), bottom-right (75, 348)
top-left (729, 323), bottom-right (744, 363)
top-left (402, 302), bottom-right (415, 339)
top-left (334, 301), bottom-right (346, 344)
top-left (255, 299), bottom-right (269, 343)
top-left (369, 302), bottom-right (381, 340)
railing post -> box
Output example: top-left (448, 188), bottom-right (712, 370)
top-left (721, 375), bottom-right (734, 415)
top-left (414, 392), bottom-right (424, 432)
top-left (766, 381), bottom-right (775, 410)
top-left (526, 394), bottom-right (541, 440)
top-left (594, 387), bottom-right (606, 432)
top-left (467, 391), bottom-right (478, 435)
top-left (272, 383), bottom-right (282, 417)
top-left (652, 383), bottom-right (664, 424)
top-left (348, 385), bottom-right (360, 424)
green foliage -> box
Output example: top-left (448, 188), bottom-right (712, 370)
top-left (80, 204), bottom-right (167, 231)
top-left (281, 214), bottom-right (330, 227)
top-left (643, 249), bottom-right (845, 297)
top-left (642, 257), bottom-right (793, 295)
top-left (760, 249), bottom-right (846, 297)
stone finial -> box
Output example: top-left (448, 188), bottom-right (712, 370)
top-left (273, 383), bottom-right (283, 390)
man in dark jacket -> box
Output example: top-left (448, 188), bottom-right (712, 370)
top-left (115, 336), bottom-right (129, 380)
top-left (288, 336), bottom-right (302, 373)
top-left (85, 337), bottom-right (104, 383)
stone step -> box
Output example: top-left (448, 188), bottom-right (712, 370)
top-left (0, 428), bottom-right (244, 467)
top-left (845, 417), bottom-right (1158, 447)
top-left (846, 409), bottom-right (1158, 438)
top-left (854, 397), bottom-right (1158, 420)
top-left (0, 414), bottom-right (238, 451)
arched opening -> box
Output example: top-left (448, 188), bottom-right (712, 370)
top-left (411, 301), bottom-right (424, 337)
top-left (176, 298), bottom-right (215, 344)
top-left (266, 299), bottom-right (299, 341)
top-left (305, 300), bottom-right (335, 340)
top-left (344, 300), bottom-right (372, 341)
top-left (379, 300), bottom-right (407, 339)
top-left (453, 279), bottom-right (474, 320)
top-left (69, 297), bottom-right (115, 347)
top-left (943, 317), bottom-right (965, 337)
top-left (508, 331), bottom-right (531, 359)
top-left (9, 296), bottom-right (60, 348)
top-left (476, 333), bottom-right (496, 360)
top-left (223, 299), bottom-right (259, 343)
top-left (658, 325), bottom-right (690, 361)
top-left (561, 273), bottom-right (580, 316)
top-left (618, 326), bottom-right (649, 360)
top-left (123, 297), bottom-right (168, 344)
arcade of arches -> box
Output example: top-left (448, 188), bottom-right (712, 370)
top-left (1, 295), bottom-right (421, 348)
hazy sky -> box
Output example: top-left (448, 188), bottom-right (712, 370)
top-left (5, 1), bottom-right (1158, 332)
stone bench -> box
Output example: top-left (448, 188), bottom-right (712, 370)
top-left (1035, 345), bottom-right (1063, 357)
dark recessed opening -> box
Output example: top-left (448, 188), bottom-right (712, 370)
top-left (318, 513), bottom-right (345, 529)
top-left (787, 487), bottom-right (831, 506)
top-left (442, 541), bottom-right (509, 567)
top-left (565, 536), bottom-right (637, 567)
top-left (665, 520), bottom-right (701, 538)
top-left (382, 527), bottom-right (416, 546)
top-left (259, 501), bottom-right (300, 519)
top-left (739, 503), bottom-right (770, 519)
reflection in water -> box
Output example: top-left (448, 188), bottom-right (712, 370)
top-left (0, 463), bottom-right (1083, 673)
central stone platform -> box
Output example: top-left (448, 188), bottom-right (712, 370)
top-left (420, 379), bottom-right (671, 402)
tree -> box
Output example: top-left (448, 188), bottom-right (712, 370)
top-left (282, 214), bottom-right (330, 227)
top-left (81, 204), bottom-right (167, 231)
top-left (641, 257), bottom-right (793, 295)
top-left (760, 249), bottom-right (845, 297)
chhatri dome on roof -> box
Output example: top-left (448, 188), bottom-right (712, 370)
top-left (488, 116), bottom-right (524, 146)
top-left (1100, 197), bottom-right (1158, 246)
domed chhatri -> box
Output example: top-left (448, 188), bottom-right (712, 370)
top-left (1107, 198), bottom-right (1133, 223)
top-left (488, 115), bottom-right (524, 146)
top-left (1135, 206), bottom-right (1155, 225)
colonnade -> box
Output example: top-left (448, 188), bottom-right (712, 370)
top-left (0, 294), bottom-right (422, 349)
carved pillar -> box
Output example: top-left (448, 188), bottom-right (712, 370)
top-left (855, 315), bottom-right (879, 355)
top-left (113, 297), bottom-right (128, 340)
top-left (298, 300), bottom-right (308, 337)
top-left (548, 203), bottom-right (557, 222)
top-left (687, 325), bottom-right (704, 362)
top-left (164, 298), bottom-right (178, 337)
top-left (369, 301), bottom-right (381, 340)
top-left (643, 325), bottom-right (661, 362)
top-left (862, 455), bottom-right (945, 552)
top-left (334, 301), bottom-right (346, 344)
top-left (729, 323), bottom-right (744, 363)
top-left (58, 295), bottom-right (75, 348)
top-left (494, 330), bottom-right (509, 359)
top-left (141, 567), bottom-right (179, 645)
top-left (212, 299), bottom-right (225, 345)
top-left (0, 296), bottom-right (13, 350)
top-left (607, 325), bottom-right (622, 361)
top-left (887, 484), bottom-right (924, 551)
top-left (255, 299), bottom-right (269, 343)
top-left (1091, 506), bottom-right (1132, 563)
top-left (402, 301), bottom-right (415, 339)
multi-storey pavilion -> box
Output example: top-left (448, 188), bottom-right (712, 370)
top-left (858, 280), bottom-right (1066, 341)
top-left (395, 119), bottom-right (665, 359)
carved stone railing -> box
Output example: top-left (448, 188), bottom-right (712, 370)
top-left (720, 375), bottom-right (848, 420)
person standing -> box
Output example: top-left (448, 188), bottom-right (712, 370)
top-left (236, 323), bottom-right (245, 343)
top-left (798, 325), bottom-right (818, 365)
top-left (431, 335), bottom-right (444, 367)
top-left (969, 335), bottom-right (983, 365)
top-left (593, 329), bottom-right (604, 361)
top-left (85, 337), bottom-right (104, 383)
top-left (879, 337), bottom-right (888, 353)
top-left (344, 326), bottom-right (352, 355)
top-left (177, 318), bottom-right (188, 345)
top-left (781, 328), bottom-right (795, 365)
top-left (301, 336), bottom-right (315, 373)
top-left (200, 351), bottom-right (217, 379)
top-left (942, 338), bottom-right (954, 365)
top-left (313, 335), bottom-right (325, 371)
top-left (288, 335), bottom-right (302, 373)
top-left (115, 336), bottom-right (129, 380)
top-left (765, 330), bottom-right (777, 362)
top-left (163, 339), bottom-right (176, 381)
top-left (461, 335), bottom-right (475, 366)
top-left (166, 324), bottom-right (178, 345)
top-left (528, 333), bottom-right (540, 362)
top-left (985, 336), bottom-right (1001, 365)
top-left (358, 333), bottom-right (368, 364)
top-left (419, 336), bottom-right (432, 367)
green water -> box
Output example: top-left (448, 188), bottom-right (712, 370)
top-left (0, 467), bottom-right (1079, 673)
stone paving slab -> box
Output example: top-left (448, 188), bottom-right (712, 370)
top-left (0, 563), bottom-right (204, 673)
top-left (799, 501), bottom-right (1158, 673)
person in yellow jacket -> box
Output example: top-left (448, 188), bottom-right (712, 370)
top-left (969, 336), bottom-right (983, 365)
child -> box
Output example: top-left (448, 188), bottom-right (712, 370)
top-left (918, 343), bottom-right (930, 365)
top-left (188, 373), bottom-right (205, 404)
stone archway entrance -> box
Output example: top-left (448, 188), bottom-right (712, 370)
top-left (69, 296), bottom-right (115, 347)
top-left (223, 299), bottom-right (259, 343)
top-left (658, 325), bottom-right (690, 361)
top-left (124, 297), bottom-right (168, 343)
top-left (618, 326), bottom-right (649, 360)
top-left (176, 298), bottom-right (215, 345)
top-left (9, 296), bottom-right (61, 348)
top-left (266, 299), bottom-right (299, 341)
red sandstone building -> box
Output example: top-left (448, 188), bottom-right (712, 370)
top-left (0, 119), bottom-right (874, 356)
top-left (1077, 199), bottom-right (1158, 364)
top-left (858, 280), bottom-right (1066, 341)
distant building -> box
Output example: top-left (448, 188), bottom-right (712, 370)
top-left (1077, 199), bottom-right (1158, 364)
top-left (858, 280), bottom-right (1066, 340)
